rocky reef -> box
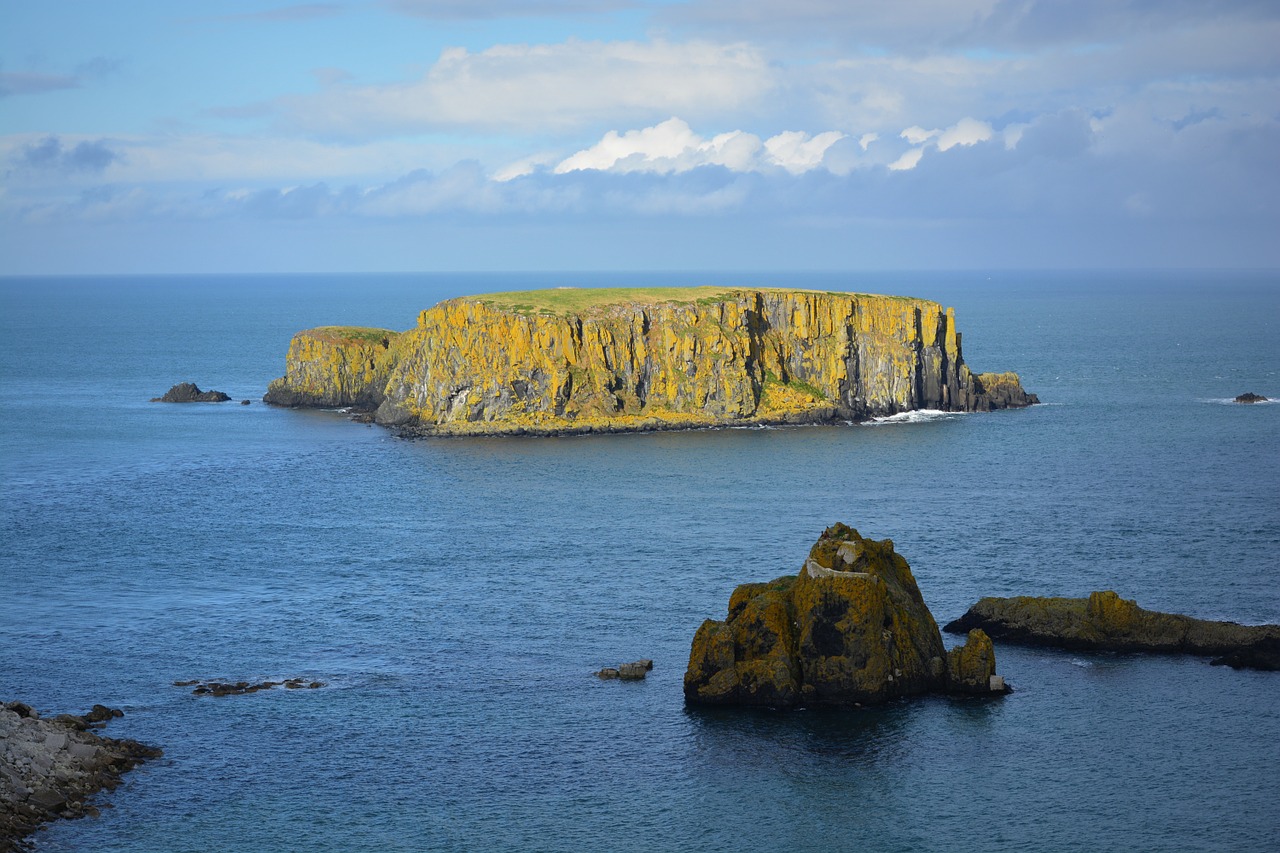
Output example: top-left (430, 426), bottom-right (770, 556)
top-left (1, 701), bottom-right (161, 851)
top-left (683, 523), bottom-right (1008, 709)
top-left (151, 382), bottom-right (230, 403)
top-left (1234, 392), bottom-right (1268, 404)
top-left (265, 287), bottom-right (1036, 436)
top-left (944, 591), bottom-right (1280, 670)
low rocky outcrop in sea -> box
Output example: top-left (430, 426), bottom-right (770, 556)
top-left (0, 701), bottom-right (161, 851)
top-left (683, 523), bottom-right (1008, 709)
top-left (1233, 392), bottom-right (1268, 404)
top-left (174, 678), bottom-right (325, 695)
top-left (944, 591), bottom-right (1280, 670)
top-left (595, 660), bottom-right (653, 680)
top-left (264, 287), bottom-right (1037, 436)
top-left (151, 382), bottom-right (231, 403)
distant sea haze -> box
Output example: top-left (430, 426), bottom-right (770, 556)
top-left (1, 270), bottom-right (1277, 852)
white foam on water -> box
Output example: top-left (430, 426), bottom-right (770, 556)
top-left (1200, 395), bottom-right (1277, 406)
top-left (863, 409), bottom-right (967, 426)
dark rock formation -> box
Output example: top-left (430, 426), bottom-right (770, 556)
top-left (1, 701), bottom-right (161, 851)
top-left (177, 678), bottom-right (324, 695)
top-left (944, 591), bottom-right (1280, 670)
top-left (1234, 392), bottom-right (1268, 404)
top-left (151, 382), bottom-right (231, 403)
top-left (683, 524), bottom-right (1008, 709)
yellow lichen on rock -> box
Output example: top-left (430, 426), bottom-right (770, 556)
top-left (264, 286), bottom-right (1037, 433)
top-left (684, 523), bottom-right (1008, 709)
top-left (264, 327), bottom-right (402, 409)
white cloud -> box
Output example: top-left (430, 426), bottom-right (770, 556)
top-left (272, 38), bottom-right (775, 135)
top-left (901, 126), bottom-right (939, 145)
top-left (936, 117), bottom-right (993, 150)
top-left (547, 118), bottom-right (843, 176)
top-left (888, 148), bottom-right (925, 171)
top-left (858, 132), bottom-right (879, 151)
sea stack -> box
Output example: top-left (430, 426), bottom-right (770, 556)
top-left (265, 287), bottom-right (1037, 436)
top-left (683, 523), bottom-right (1008, 709)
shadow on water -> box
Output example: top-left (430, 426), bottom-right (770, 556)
top-left (682, 694), bottom-right (1007, 771)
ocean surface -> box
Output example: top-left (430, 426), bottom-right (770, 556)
top-left (1, 270), bottom-right (1277, 853)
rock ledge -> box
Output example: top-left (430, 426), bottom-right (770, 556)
top-left (944, 591), bottom-right (1280, 670)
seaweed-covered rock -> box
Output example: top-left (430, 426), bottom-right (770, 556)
top-left (151, 382), bottom-right (231, 403)
top-left (683, 524), bottom-right (1008, 708)
top-left (944, 591), bottom-right (1280, 670)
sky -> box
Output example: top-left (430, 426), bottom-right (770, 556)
top-left (2, 0), bottom-right (1278, 274)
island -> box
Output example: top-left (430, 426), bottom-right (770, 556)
top-left (264, 287), bottom-right (1037, 436)
top-left (944, 591), bottom-right (1280, 670)
top-left (683, 523), bottom-right (1008, 709)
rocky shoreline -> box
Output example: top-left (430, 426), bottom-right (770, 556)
top-left (0, 702), bottom-right (161, 852)
top-left (944, 591), bottom-right (1280, 670)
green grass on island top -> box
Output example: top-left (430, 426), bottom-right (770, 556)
top-left (308, 326), bottom-right (399, 343)
top-left (471, 286), bottom-right (921, 315)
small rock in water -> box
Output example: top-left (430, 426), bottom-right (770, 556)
top-left (596, 660), bottom-right (653, 681)
top-left (150, 382), bottom-right (232, 403)
top-left (1233, 392), bottom-right (1268, 404)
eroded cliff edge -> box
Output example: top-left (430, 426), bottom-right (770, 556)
top-left (264, 287), bottom-right (1038, 436)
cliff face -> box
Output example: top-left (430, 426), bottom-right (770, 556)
top-left (683, 523), bottom-right (1006, 708)
top-left (264, 327), bottom-right (401, 409)
top-left (264, 288), bottom-right (1037, 435)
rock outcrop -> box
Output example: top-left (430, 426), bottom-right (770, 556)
top-left (265, 287), bottom-right (1037, 436)
top-left (151, 382), bottom-right (230, 403)
top-left (683, 524), bottom-right (1008, 709)
top-left (944, 591), bottom-right (1280, 670)
top-left (263, 327), bottom-right (401, 409)
top-left (1, 701), bottom-right (161, 851)
top-left (1234, 392), bottom-right (1268, 404)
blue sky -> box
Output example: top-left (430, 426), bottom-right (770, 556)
top-left (2, 0), bottom-right (1278, 273)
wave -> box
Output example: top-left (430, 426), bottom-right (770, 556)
top-left (863, 409), bottom-right (968, 426)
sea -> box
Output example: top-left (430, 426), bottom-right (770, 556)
top-left (1, 270), bottom-right (1277, 853)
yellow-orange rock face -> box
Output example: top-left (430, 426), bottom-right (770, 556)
top-left (265, 288), bottom-right (1037, 435)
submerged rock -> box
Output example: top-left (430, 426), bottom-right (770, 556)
top-left (944, 591), bottom-right (1280, 670)
top-left (151, 382), bottom-right (231, 403)
top-left (683, 524), bottom-right (1009, 709)
top-left (1233, 392), bottom-right (1268, 404)
top-left (0, 701), bottom-right (161, 850)
top-left (180, 677), bottom-right (325, 696)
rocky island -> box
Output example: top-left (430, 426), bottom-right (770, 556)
top-left (264, 287), bottom-right (1037, 436)
top-left (683, 523), bottom-right (1008, 708)
top-left (944, 591), bottom-right (1280, 670)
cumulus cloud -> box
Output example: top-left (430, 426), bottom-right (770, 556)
top-left (543, 118), bottom-right (843, 177)
top-left (271, 38), bottom-right (774, 135)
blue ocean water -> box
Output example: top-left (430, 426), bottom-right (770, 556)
top-left (1, 271), bottom-right (1277, 852)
